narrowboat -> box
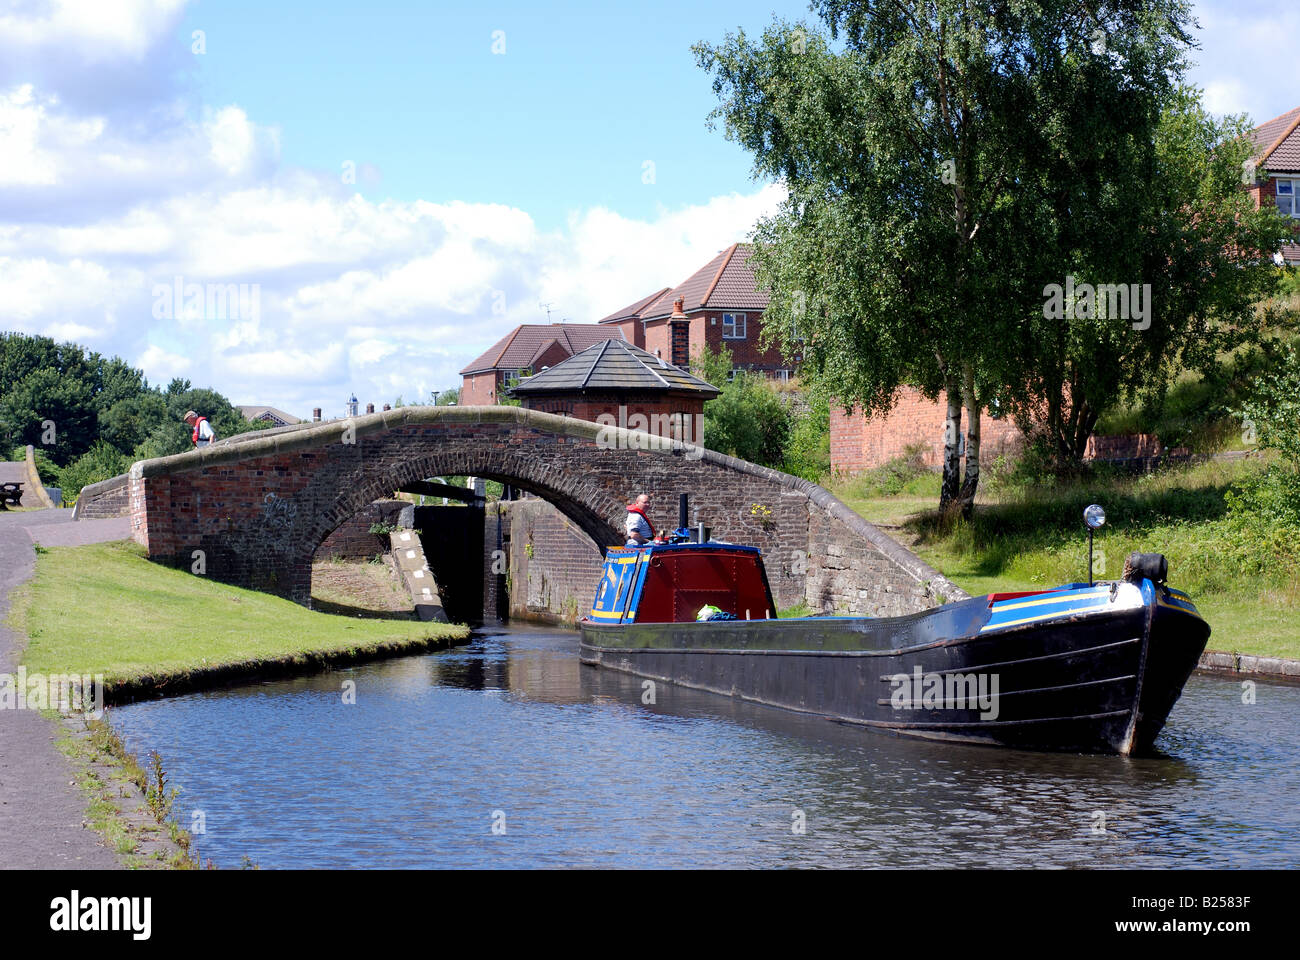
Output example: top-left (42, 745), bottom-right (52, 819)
top-left (578, 504), bottom-right (1210, 755)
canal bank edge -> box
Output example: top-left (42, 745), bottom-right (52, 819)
top-left (98, 632), bottom-right (468, 706)
top-left (1197, 649), bottom-right (1300, 683)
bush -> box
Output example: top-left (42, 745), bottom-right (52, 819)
top-left (56, 441), bottom-right (128, 500)
top-left (781, 394), bottom-right (830, 482)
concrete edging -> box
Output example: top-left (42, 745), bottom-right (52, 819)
top-left (1197, 649), bottom-right (1300, 682)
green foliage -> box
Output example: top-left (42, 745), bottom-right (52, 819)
top-left (1237, 345), bottom-right (1300, 467)
top-left (694, 346), bottom-right (791, 467)
top-left (838, 444), bottom-right (931, 500)
top-left (498, 378), bottom-right (523, 407)
top-left (781, 392), bottom-right (830, 482)
top-left (56, 441), bottom-right (129, 500)
top-left (433, 388), bottom-right (460, 405)
top-left (0, 334), bottom-right (257, 473)
top-left (1225, 345), bottom-right (1300, 528)
top-left (694, 1), bottom-right (1289, 507)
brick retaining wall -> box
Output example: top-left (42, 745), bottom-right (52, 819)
top-left (314, 499), bottom-right (406, 560)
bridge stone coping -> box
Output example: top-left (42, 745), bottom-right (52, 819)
top-left (126, 405), bottom-right (967, 614)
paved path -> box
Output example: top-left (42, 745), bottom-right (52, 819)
top-left (0, 509), bottom-right (126, 869)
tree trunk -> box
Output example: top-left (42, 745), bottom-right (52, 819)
top-left (939, 379), bottom-right (963, 513)
top-left (958, 365), bottom-right (981, 517)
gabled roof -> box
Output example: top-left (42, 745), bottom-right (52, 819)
top-left (1250, 105), bottom-right (1300, 173)
top-left (510, 339), bottom-right (720, 397)
top-left (460, 323), bottom-right (627, 375)
top-left (598, 287), bottom-right (671, 324)
top-left (237, 405), bottom-right (301, 425)
top-left (642, 243), bottom-right (770, 320)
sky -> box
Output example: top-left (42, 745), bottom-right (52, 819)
top-left (3, 0), bottom-right (1298, 419)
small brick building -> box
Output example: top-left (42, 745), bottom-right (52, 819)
top-left (510, 336), bottom-right (718, 443)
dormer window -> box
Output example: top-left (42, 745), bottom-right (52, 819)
top-left (1276, 179), bottom-right (1299, 218)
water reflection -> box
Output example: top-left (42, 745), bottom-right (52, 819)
top-left (107, 627), bottom-right (1300, 869)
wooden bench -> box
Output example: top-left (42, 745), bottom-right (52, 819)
top-left (1, 482), bottom-right (23, 508)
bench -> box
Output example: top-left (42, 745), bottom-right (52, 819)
top-left (1, 482), bottom-right (23, 508)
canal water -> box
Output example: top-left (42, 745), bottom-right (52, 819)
top-left (107, 626), bottom-right (1300, 869)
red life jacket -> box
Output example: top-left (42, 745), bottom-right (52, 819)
top-left (191, 416), bottom-right (210, 445)
top-left (626, 504), bottom-right (655, 539)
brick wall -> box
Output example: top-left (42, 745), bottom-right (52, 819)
top-left (72, 473), bottom-right (130, 519)
top-left (502, 498), bottom-right (605, 624)
top-left (830, 388), bottom-right (1024, 475)
top-left (460, 371), bottom-right (498, 405)
top-left (522, 392), bottom-right (705, 443)
top-left (644, 309), bottom-right (794, 375)
top-left (314, 498), bottom-right (406, 560)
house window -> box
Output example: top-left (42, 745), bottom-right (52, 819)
top-left (722, 312), bottom-right (747, 339)
top-left (1276, 179), bottom-right (1300, 218)
top-left (728, 367), bottom-right (745, 381)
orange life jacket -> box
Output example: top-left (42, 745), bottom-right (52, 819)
top-left (626, 504), bottom-right (655, 539)
top-left (192, 416), bottom-right (210, 445)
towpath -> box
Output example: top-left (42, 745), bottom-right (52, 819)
top-left (0, 508), bottom-right (129, 868)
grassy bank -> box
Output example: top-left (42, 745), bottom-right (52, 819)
top-left (10, 540), bottom-right (469, 693)
top-left (831, 455), bottom-right (1300, 660)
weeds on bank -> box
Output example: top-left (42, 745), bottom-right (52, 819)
top-left (60, 712), bottom-right (200, 869)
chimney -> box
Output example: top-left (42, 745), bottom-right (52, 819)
top-left (312, 408), bottom-right (322, 422)
top-left (670, 298), bottom-right (686, 319)
top-left (366, 403), bottom-right (375, 414)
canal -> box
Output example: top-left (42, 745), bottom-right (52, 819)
top-left (107, 626), bottom-right (1300, 869)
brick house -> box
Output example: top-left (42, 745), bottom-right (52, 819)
top-left (600, 243), bottom-right (798, 379)
top-left (1247, 105), bottom-right (1300, 265)
top-left (459, 323), bottom-right (628, 405)
top-left (237, 405), bottom-right (301, 427)
top-left (510, 338), bottom-right (718, 443)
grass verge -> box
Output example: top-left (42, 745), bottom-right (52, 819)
top-left (830, 455), bottom-right (1300, 660)
top-left (9, 540), bottom-right (470, 697)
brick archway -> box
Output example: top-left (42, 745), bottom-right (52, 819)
top-left (129, 406), bottom-right (966, 614)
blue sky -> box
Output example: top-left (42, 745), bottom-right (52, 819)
top-left (3, 0), bottom-right (1297, 417)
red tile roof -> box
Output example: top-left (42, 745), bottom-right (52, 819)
top-left (598, 287), bottom-right (671, 324)
top-left (1251, 106), bottom-right (1300, 173)
top-left (459, 323), bottom-right (626, 375)
top-left (642, 243), bottom-right (770, 320)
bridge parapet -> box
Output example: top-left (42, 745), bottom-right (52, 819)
top-left (128, 405), bottom-right (966, 614)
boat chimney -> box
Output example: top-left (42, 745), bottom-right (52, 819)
top-left (679, 493), bottom-right (689, 533)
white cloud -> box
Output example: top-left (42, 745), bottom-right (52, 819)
top-left (0, 0), bottom-right (787, 416)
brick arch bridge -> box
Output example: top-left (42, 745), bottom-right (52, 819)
top-left (127, 406), bottom-right (965, 614)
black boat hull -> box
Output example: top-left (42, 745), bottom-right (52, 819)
top-left (578, 584), bottom-right (1210, 754)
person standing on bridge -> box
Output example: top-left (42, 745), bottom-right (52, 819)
top-left (184, 410), bottom-right (217, 448)
top-left (624, 493), bottom-right (656, 547)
